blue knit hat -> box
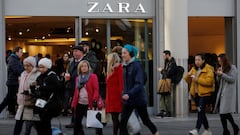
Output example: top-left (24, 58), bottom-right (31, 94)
top-left (124, 44), bottom-right (138, 57)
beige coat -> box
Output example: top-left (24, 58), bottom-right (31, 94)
top-left (15, 68), bottom-right (40, 121)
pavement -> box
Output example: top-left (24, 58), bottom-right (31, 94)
top-left (0, 113), bottom-right (240, 135)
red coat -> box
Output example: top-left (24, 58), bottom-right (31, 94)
top-left (105, 64), bottom-right (123, 113)
top-left (71, 73), bottom-right (99, 110)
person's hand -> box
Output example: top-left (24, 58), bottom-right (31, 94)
top-left (191, 75), bottom-right (198, 82)
top-left (92, 100), bottom-right (98, 109)
top-left (122, 94), bottom-right (129, 100)
top-left (216, 68), bottom-right (223, 76)
top-left (158, 67), bottom-right (163, 72)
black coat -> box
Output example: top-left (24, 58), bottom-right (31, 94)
top-left (6, 54), bottom-right (24, 86)
top-left (35, 70), bottom-right (62, 117)
top-left (161, 57), bottom-right (177, 80)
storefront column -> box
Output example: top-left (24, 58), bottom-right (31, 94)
top-left (164, 0), bottom-right (189, 117)
top-left (154, 0), bottom-right (165, 115)
top-left (75, 17), bottom-right (80, 45)
top-left (225, 17), bottom-right (237, 64)
top-left (235, 0), bottom-right (240, 113)
top-left (0, 0), bottom-right (7, 118)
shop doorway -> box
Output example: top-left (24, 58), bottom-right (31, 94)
top-left (5, 17), bottom-right (154, 106)
top-left (188, 17), bottom-right (227, 112)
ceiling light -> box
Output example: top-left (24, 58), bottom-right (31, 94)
top-left (85, 32), bottom-right (89, 36)
top-left (34, 37), bottom-right (38, 41)
top-left (19, 31), bottom-right (23, 35)
top-left (42, 36), bottom-right (46, 40)
top-left (67, 27), bottom-right (71, 30)
top-left (95, 28), bottom-right (100, 33)
top-left (26, 28), bottom-right (30, 32)
top-left (48, 34), bottom-right (51, 37)
top-left (8, 36), bottom-right (12, 41)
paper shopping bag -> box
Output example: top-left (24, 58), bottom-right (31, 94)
top-left (86, 110), bottom-right (103, 128)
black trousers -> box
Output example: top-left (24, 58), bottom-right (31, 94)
top-left (0, 86), bottom-right (18, 114)
top-left (194, 95), bottom-right (210, 130)
top-left (74, 104), bottom-right (103, 135)
top-left (35, 113), bottom-right (53, 135)
top-left (220, 113), bottom-right (238, 133)
top-left (111, 112), bottom-right (120, 135)
top-left (119, 104), bottom-right (157, 135)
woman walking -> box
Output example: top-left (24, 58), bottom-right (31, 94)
top-left (34, 58), bottom-right (62, 135)
top-left (106, 53), bottom-right (123, 135)
top-left (71, 60), bottom-right (102, 135)
top-left (119, 44), bottom-right (159, 135)
top-left (13, 56), bottom-right (40, 135)
top-left (214, 54), bottom-right (239, 135)
top-left (185, 53), bottom-right (214, 135)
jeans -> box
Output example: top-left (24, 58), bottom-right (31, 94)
top-left (194, 95), bottom-right (210, 130)
top-left (0, 86), bottom-right (18, 114)
top-left (119, 104), bottom-right (157, 135)
top-left (13, 120), bottom-right (24, 135)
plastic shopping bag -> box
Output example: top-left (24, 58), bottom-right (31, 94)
top-left (86, 110), bottom-right (103, 128)
top-left (127, 111), bottom-right (141, 134)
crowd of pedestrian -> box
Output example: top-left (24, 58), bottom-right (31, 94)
top-left (1, 44), bottom-right (239, 135)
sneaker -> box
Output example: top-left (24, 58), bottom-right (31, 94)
top-left (201, 129), bottom-right (212, 135)
top-left (189, 129), bottom-right (198, 135)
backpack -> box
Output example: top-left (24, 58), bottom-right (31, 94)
top-left (172, 66), bottom-right (184, 84)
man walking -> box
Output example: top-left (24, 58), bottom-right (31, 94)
top-left (0, 46), bottom-right (24, 115)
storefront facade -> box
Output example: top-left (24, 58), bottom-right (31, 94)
top-left (0, 0), bottom-right (239, 118)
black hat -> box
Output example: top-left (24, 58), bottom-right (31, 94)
top-left (72, 45), bottom-right (84, 52)
top-left (78, 41), bottom-right (89, 46)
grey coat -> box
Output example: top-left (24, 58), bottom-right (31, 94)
top-left (214, 65), bottom-right (238, 114)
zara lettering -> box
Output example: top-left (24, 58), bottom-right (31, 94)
top-left (88, 2), bottom-right (146, 13)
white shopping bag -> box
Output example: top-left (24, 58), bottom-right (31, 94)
top-left (127, 111), bottom-right (141, 134)
top-left (86, 110), bottom-right (103, 128)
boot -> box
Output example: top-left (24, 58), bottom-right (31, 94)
top-left (233, 125), bottom-right (239, 135)
top-left (223, 129), bottom-right (230, 135)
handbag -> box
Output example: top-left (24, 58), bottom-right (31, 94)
top-left (35, 94), bottom-right (53, 108)
top-left (157, 79), bottom-right (171, 94)
top-left (127, 111), bottom-right (141, 134)
top-left (86, 110), bottom-right (104, 128)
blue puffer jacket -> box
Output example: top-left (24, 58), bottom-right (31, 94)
top-left (122, 59), bottom-right (147, 106)
top-left (6, 54), bottom-right (24, 86)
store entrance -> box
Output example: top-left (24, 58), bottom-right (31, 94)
top-left (188, 17), bottom-right (236, 112)
top-left (5, 16), bottom-right (154, 106)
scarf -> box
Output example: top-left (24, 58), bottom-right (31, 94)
top-left (17, 68), bottom-right (37, 105)
top-left (77, 72), bottom-right (91, 89)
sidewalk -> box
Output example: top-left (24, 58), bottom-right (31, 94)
top-left (0, 113), bottom-right (240, 135)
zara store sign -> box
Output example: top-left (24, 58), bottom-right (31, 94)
top-left (87, 2), bottom-right (147, 14)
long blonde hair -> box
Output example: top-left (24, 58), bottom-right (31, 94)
top-left (107, 53), bottom-right (121, 75)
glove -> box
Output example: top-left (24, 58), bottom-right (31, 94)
top-left (92, 100), bottom-right (98, 110)
top-left (21, 90), bottom-right (30, 95)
